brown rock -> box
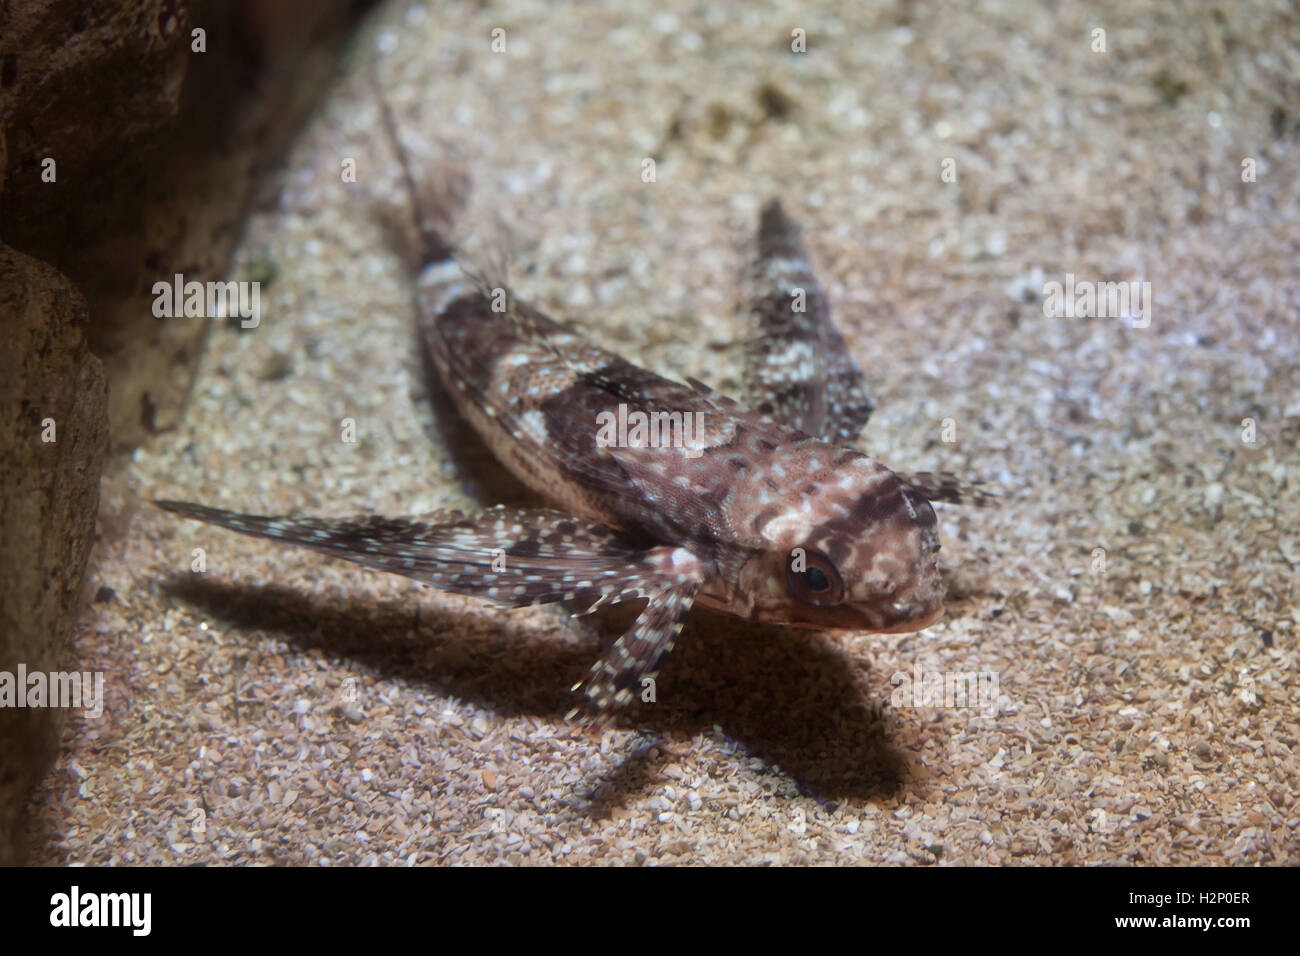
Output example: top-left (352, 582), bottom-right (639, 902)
top-left (0, 0), bottom-right (353, 449)
top-left (0, 242), bottom-right (108, 864)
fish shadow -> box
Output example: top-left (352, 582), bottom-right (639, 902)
top-left (647, 609), bottom-right (913, 804)
top-left (161, 575), bottom-right (913, 805)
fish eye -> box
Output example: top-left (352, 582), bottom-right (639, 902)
top-left (785, 548), bottom-right (845, 606)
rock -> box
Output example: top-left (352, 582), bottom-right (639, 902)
top-left (0, 242), bottom-right (108, 864)
top-left (0, 0), bottom-right (353, 449)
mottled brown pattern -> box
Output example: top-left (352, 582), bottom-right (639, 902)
top-left (157, 192), bottom-right (983, 724)
top-left (745, 200), bottom-right (876, 446)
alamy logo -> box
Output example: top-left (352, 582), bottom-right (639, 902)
top-left (49, 886), bottom-right (151, 936)
top-left (152, 273), bottom-right (261, 328)
top-left (890, 663), bottom-right (999, 716)
top-left (1042, 273), bottom-right (1152, 328)
top-left (595, 403), bottom-right (708, 458)
top-left (0, 664), bottom-right (104, 719)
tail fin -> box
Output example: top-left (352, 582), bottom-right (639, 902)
top-left (370, 64), bottom-right (465, 270)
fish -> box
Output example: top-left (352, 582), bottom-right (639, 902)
top-left (156, 96), bottom-right (990, 728)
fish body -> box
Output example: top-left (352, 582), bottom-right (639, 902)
top-left (158, 117), bottom-right (986, 724)
top-left (416, 253), bottom-right (944, 635)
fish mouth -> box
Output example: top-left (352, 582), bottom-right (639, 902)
top-left (781, 599), bottom-right (944, 633)
top-left (874, 601), bottom-right (944, 633)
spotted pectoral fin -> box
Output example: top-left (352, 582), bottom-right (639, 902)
top-left (566, 545), bottom-right (706, 728)
top-left (155, 500), bottom-right (658, 608)
top-left (894, 471), bottom-right (997, 507)
top-left (744, 199), bottom-right (874, 446)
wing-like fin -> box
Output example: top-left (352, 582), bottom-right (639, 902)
top-left (566, 545), bottom-right (706, 728)
top-left (744, 199), bottom-right (874, 446)
top-left (156, 500), bottom-right (654, 609)
top-left (158, 500), bottom-right (707, 726)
